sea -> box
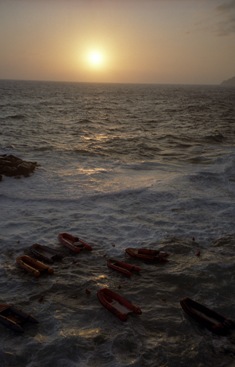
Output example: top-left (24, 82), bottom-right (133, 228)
top-left (0, 79), bottom-right (235, 367)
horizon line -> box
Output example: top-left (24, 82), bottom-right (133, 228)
top-left (0, 77), bottom-right (222, 87)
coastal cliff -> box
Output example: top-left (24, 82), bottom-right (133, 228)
top-left (221, 76), bottom-right (235, 86)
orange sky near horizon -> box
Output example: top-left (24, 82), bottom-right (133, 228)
top-left (0, 0), bottom-right (235, 85)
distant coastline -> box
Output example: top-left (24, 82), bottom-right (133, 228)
top-left (1, 77), bottom-right (235, 87)
top-left (0, 78), bottom-right (225, 87)
top-left (221, 76), bottom-right (235, 86)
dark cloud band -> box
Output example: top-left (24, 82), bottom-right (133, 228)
top-left (216, 0), bottom-right (235, 35)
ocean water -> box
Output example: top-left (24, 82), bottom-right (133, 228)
top-left (0, 80), bottom-right (235, 367)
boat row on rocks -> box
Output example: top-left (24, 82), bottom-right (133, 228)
top-left (1, 232), bottom-right (234, 335)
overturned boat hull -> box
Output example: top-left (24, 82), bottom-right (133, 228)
top-left (16, 255), bottom-right (54, 277)
top-left (29, 243), bottom-right (63, 263)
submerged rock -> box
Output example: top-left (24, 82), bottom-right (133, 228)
top-left (0, 154), bottom-right (39, 180)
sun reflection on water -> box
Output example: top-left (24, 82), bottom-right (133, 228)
top-left (59, 327), bottom-right (100, 338)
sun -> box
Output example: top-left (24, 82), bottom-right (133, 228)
top-left (87, 50), bottom-right (104, 69)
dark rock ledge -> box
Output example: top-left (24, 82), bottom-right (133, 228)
top-left (0, 154), bottom-right (39, 182)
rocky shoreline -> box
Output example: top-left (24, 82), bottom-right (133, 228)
top-left (0, 154), bottom-right (39, 182)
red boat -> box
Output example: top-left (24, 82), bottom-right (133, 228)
top-left (16, 255), bottom-right (54, 277)
top-left (107, 258), bottom-right (141, 277)
top-left (97, 288), bottom-right (142, 321)
top-left (58, 232), bottom-right (93, 253)
top-left (180, 297), bottom-right (235, 335)
top-left (125, 248), bottom-right (169, 262)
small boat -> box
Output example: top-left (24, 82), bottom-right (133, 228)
top-left (0, 304), bottom-right (38, 332)
top-left (180, 297), bottom-right (235, 335)
top-left (29, 243), bottom-right (63, 263)
top-left (97, 288), bottom-right (142, 321)
top-left (125, 248), bottom-right (169, 262)
top-left (107, 258), bottom-right (141, 277)
top-left (16, 255), bottom-right (54, 277)
top-left (58, 232), bottom-right (93, 253)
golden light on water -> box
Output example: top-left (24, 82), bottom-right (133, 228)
top-left (59, 327), bottom-right (101, 338)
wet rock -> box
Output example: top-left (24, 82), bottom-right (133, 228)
top-left (0, 154), bottom-right (39, 180)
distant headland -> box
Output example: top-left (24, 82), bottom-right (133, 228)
top-left (220, 76), bottom-right (235, 86)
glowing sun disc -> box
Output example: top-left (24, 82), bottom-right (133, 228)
top-left (87, 50), bottom-right (104, 68)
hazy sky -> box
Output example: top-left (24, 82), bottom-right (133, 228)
top-left (0, 0), bottom-right (235, 84)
